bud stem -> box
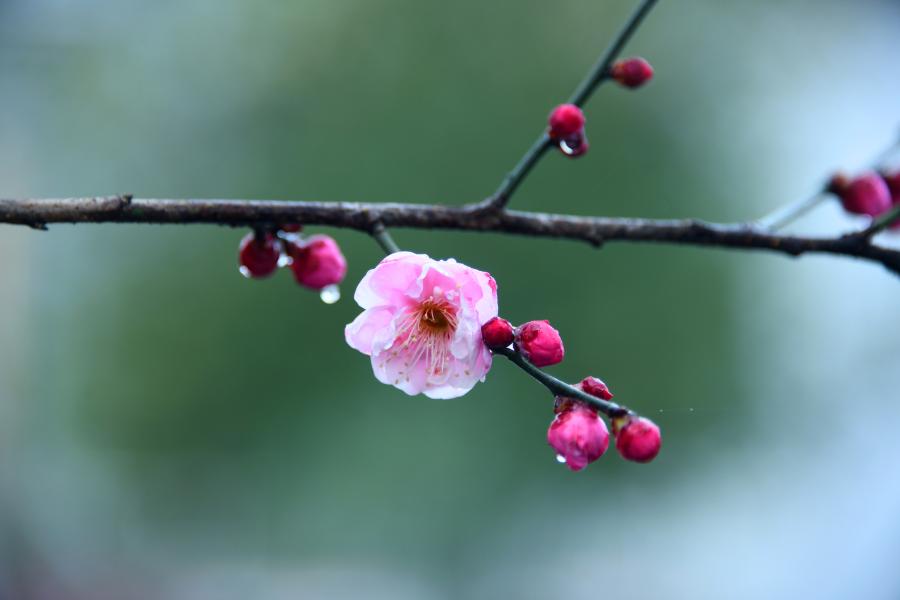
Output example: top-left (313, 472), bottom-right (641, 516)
top-left (860, 203), bottom-right (900, 239)
top-left (757, 193), bottom-right (828, 231)
top-left (371, 221), bottom-right (401, 255)
top-left (493, 346), bottom-right (631, 418)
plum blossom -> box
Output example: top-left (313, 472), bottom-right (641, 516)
top-left (345, 252), bottom-right (498, 399)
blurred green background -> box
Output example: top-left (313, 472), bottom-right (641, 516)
top-left (1, 0), bottom-right (899, 598)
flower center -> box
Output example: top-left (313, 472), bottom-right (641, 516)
top-left (418, 299), bottom-right (455, 332)
top-left (385, 294), bottom-right (459, 381)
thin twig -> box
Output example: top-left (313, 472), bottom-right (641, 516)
top-left (859, 203), bottom-right (900, 239)
top-left (757, 192), bottom-right (827, 231)
top-left (483, 134), bottom-right (552, 212)
top-left (371, 222), bottom-right (401, 254)
top-left (1, 196), bottom-right (898, 275)
top-left (493, 347), bottom-right (630, 417)
top-left (482, 0), bottom-right (660, 211)
top-left (757, 138), bottom-right (900, 231)
top-left (567, 0), bottom-right (660, 107)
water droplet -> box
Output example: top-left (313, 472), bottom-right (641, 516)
top-left (320, 284), bottom-right (340, 304)
top-left (277, 252), bottom-right (292, 268)
top-left (555, 454), bottom-right (566, 464)
top-left (559, 133), bottom-right (587, 156)
top-left (689, 407), bottom-right (694, 412)
top-left (239, 265), bottom-right (252, 279)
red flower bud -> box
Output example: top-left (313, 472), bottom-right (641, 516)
top-left (613, 415), bottom-right (661, 463)
top-left (288, 234), bottom-right (347, 290)
top-left (611, 57), bottom-right (654, 89)
top-left (515, 320), bottom-right (564, 367)
top-left (548, 104), bottom-right (586, 140)
top-left (882, 169), bottom-right (900, 198)
top-left (578, 376), bottom-right (613, 400)
top-left (238, 232), bottom-right (280, 279)
top-left (834, 172), bottom-right (891, 217)
top-left (481, 317), bottom-right (515, 350)
top-left (880, 169), bottom-right (900, 230)
top-left (547, 402), bottom-right (609, 471)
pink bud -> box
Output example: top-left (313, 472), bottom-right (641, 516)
top-left (883, 170), bottom-right (900, 198)
top-left (835, 172), bottom-right (892, 217)
top-left (578, 376), bottom-right (613, 400)
top-left (881, 169), bottom-right (900, 230)
top-left (613, 415), bottom-right (661, 463)
top-left (547, 402), bottom-right (609, 471)
top-left (481, 317), bottom-right (515, 349)
top-left (289, 234), bottom-right (347, 290)
top-left (515, 320), bottom-right (564, 367)
top-left (238, 232), bottom-right (280, 279)
top-left (548, 104), bottom-right (586, 140)
top-left (611, 57), bottom-right (654, 89)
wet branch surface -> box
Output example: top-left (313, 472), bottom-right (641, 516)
top-left (1, 195), bottom-right (897, 275)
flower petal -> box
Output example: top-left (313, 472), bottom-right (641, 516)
top-left (353, 251), bottom-right (429, 309)
top-left (345, 306), bottom-right (396, 355)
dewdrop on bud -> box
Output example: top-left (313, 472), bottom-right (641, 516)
top-left (547, 401), bottom-right (609, 471)
top-left (548, 104), bottom-right (589, 158)
top-left (238, 232), bottom-right (280, 279)
top-left (548, 104), bottom-right (585, 140)
top-left (319, 284), bottom-right (341, 304)
top-left (559, 131), bottom-right (589, 158)
top-left (612, 415), bottom-right (662, 463)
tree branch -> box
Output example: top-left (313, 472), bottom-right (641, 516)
top-left (482, 0), bottom-right (660, 211)
top-left (566, 0), bottom-right (660, 107)
top-left (494, 346), bottom-right (631, 418)
top-left (2, 195), bottom-right (898, 275)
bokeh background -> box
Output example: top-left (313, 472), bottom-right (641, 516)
top-left (1, 0), bottom-right (899, 598)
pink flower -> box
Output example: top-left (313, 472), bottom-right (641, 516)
top-left (345, 252), bottom-right (498, 399)
top-left (515, 320), bottom-right (564, 367)
top-left (547, 402), bottom-right (610, 471)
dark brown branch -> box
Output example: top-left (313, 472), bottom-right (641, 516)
top-left (2, 196), bottom-right (898, 275)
